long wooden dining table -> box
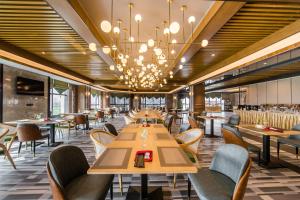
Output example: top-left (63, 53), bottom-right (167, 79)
top-left (237, 124), bottom-right (300, 168)
top-left (88, 123), bottom-right (197, 200)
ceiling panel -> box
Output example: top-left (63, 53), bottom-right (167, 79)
top-left (173, 1), bottom-right (300, 83)
top-left (0, 0), bottom-right (117, 81)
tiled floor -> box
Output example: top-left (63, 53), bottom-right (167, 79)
top-left (1, 114), bottom-right (300, 199)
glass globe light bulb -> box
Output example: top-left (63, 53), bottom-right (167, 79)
top-left (188, 16), bottom-right (196, 24)
top-left (100, 20), bottom-right (112, 33)
top-left (102, 46), bottom-right (110, 54)
top-left (169, 21), bottom-right (180, 34)
top-left (109, 65), bottom-right (115, 71)
top-left (147, 39), bottom-right (155, 47)
top-left (135, 14), bottom-right (142, 22)
top-left (201, 39), bottom-right (209, 47)
top-left (89, 43), bottom-right (97, 51)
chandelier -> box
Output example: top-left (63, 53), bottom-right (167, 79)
top-left (91, 0), bottom-right (209, 90)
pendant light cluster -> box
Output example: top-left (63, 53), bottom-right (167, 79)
top-left (91, 0), bottom-right (209, 90)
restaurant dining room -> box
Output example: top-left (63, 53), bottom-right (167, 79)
top-left (1, 0), bottom-right (300, 199)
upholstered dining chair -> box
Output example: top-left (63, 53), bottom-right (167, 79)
top-left (90, 130), bottom-right (124, 196)
top-left (124, 115), bottom-right (136, 125)
top-left (164, 115), bottom-right (174, 133)
top-left (95, 111), bottom-right (105, 124)
top-left (74, 114), bottom-right (87, 134)
top-left (57, 115), bottom-right (75, 140)
top-left (188, 117), bottom-right (199, 129)
top-left (0, 127), bottom-right (16, 169)
top-left (222, 114), bottom-right (241, 128)
top-left (277, 124), bottom-right (300, 159)
top-left (17, 123), bottom-right (50, 157)
top-left (174, 128), bottom-right (204, 188)
top-left (47, 145), bottom-right (114, 200)
top-left (103, 123), bottom-right (119, 136)
top-left (188, 144), bottom-right (252, 200)
top-left (222, 126), bottom-right (261, 165)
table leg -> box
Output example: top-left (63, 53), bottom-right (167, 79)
top-left (126, 174), bottom-right (163, 200)
top-left (85, 115), bottom-right (91, 130)
top-left (44, 124), bottom-right (63, 147)
top-left (205, 119), bottom-right (219, 138)
top-left (261, 135), bottom-right (282, 168)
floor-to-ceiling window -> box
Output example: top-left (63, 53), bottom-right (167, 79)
top-left (110, 94), bottom-right (130, 112)
top-left (50, 80), bottom-right (69, 116)
top-left (140, 95), bottom-right (165, 108)
top-left (91, 90), bottom-right (102, 109)
top-left (177, 93), bottom-right (190, 110)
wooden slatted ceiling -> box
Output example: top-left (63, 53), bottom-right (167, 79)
top-left (0, 0), bottom-right (117, 81)
top-left (174, 1), bottom-right (300, 82)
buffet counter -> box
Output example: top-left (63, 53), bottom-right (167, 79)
top-left (234, 110), bottom-right (300, 130)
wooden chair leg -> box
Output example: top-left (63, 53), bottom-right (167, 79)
top-left (0, 144), bottom-right (16, 169)
top-left (173, 173), bottom-right (177, 188)
top-left (296, 147), bottom-right (298, 159)
top-left (118, 174), bottom-right (123, 196)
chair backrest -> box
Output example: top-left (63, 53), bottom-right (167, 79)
top-left (48, 145), bottom-right (89, 189)
top-left (17, 123), bottom-right (42, 142)
top-left (96, 111), bottom-right (105, 118)
top-left (210, 144), bottom-right (250, 184)
top-left (90, 130), bottom-right (114, 158)
top-left (104, 123), bottom-right (118, 136)
top-left (228, 115), bottom-right (240, 126)
top-left (124, 116), bottom-right (134, 125)
top-left (176, 128), bottom-right (204, 154)
top-left (222, 127), bottom-right (247, 149)
top-left (164, 115), bottom-right (174, 131)
top-left (188, 117), bottom-right (198, 129)
top-left (290, 124), bottom-right (300, 139)
top-left (63, 115), bottom-right (74, 121)
top-left (74, 114), bottom-right (86, 125)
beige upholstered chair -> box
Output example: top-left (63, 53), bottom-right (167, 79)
top-left (174, 128), bottom-right (204, 188)
top-left (124, 115), bottom-right (136, 125)
top-left (0, 127), bottom-right (16, 169)
top-left (90, 130), bottom-right (124, 195)
top-left (188, 117), bottom-right (199, 129)
top-left (56, 115), bottom-right (75, 140)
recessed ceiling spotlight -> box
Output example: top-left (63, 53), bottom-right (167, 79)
top-left (201, 39), bottom-right (208, 47)
top-left (211, 53), bottom-right (215, 57)
top-left (264, 62), bottom-right (267, 65)
top-left (41, 51), bottom-right (46, 55)
top-left (89, 43), bottom-right (97, 51)
top-left (179, 65), bottom-right (183, 69)
top-left (113, 26), bottom-right (120, 34)
top-left (181, 57), bottom-right (186, 63)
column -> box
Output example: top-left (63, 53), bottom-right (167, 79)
top-left (193, 83), bottom-right (205, 117)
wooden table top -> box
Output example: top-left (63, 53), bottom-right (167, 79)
top-left (88, 124), bottom-right (198, 175)
top-left (133, 110), bottom-right (162, 119)
top-left (237, 125), bottom-right (300, 136)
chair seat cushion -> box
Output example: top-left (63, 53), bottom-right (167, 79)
top-left (278, 138), bottom-right (300, 147)
top-left (188, 168), bottom-right (235, 200)
top-left (65, 174), bottom-right (114, 200)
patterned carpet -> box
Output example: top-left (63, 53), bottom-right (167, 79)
top-left (1, 115), bottom-right (300, 200)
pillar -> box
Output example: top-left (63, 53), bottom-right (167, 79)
top-left (193, 83), bottom-right (205, 116)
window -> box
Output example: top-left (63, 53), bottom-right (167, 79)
top-left (140, 95), bottom-right (165, 108)
top-left (110, 95), bottom-right (130, 112)
top-left (91, 93), bottom-right (101, 109)
top-left (50, 88), bottom-right (69, 116)
top-left (178, 93), bottom-right (189, 110)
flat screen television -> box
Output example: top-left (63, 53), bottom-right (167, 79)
top-left (16, 77), bottom-right (44, 96)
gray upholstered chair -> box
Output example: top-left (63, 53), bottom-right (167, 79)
top-left (164, 115), bottom-right (174, 133)
top-left (222, 115), bottom-right (240, 128)
top-left (47, 145), bottom-right (114, 200)
top-left (188, 144), bottom-right (251, 200)
top-left (104, 123), bottom-right (119, 136)
top-left (277, 124), bottom-right (300, 159)
top-left (223, 126), bottom-right (261, 164)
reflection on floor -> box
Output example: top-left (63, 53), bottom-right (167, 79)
top-left (1, 114), bottom-right (300, 200)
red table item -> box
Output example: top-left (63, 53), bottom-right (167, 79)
top-left (136, 150), bottom-right (153, 162)
top-left (264, 127), bottom-right (283, 133)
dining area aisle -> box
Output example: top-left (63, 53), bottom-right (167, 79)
top-left (0, 114), bottom-right (300, 200)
